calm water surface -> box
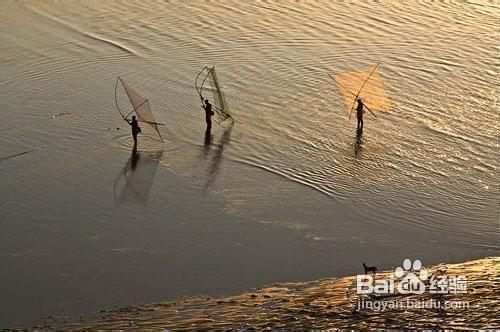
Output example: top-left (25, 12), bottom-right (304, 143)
top-left (0, 0), bottom-right (498, 326)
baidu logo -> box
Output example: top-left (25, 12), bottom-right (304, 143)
top-left (356, 258), bottom-right (469, 311)
top-left (357, 259), bottom-right (428, 295)
top-left (394, 259), bottom-right (428, 294)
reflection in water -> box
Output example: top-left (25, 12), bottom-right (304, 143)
top-left (114, 149), bottom-right (163, 206)
top-left (355, 128), bottom-right (363, 157)
top-left (203, 122), bottom-right (234, 190)
top-left (204, 126), bottom-right (213, 149)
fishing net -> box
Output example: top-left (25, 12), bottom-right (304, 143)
top-left (118, 77), bottom-right (164, 142)
top-left (207, 67), bottom-right (231, 122)
top-left (333, 65), bottom-right (390, 116)
top-left (196, 66), bottom-right (232, 122)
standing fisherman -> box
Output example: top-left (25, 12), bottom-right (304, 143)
top-left (202, 97), bottom-right (215, 130)
top-left (126, 115), bottom-right (141, 150)
top-left (356, 98), bottom-right (365, 132)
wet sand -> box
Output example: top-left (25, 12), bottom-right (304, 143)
top-left (31, 257), bottom-right (498, 329)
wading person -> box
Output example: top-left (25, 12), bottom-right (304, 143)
top-left (202, 97), bottom-right (215, 130)
top-left (126, 115), bottom-right (141, 150)
top-left (356, 98), bottom-right (365, 132)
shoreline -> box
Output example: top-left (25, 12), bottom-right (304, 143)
top-left (31, 257), bottom-right (499, 329)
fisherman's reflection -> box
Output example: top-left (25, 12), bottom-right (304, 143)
top-left (130, 149), bottom-right (140, 170)
top-left (204, 126), bottom-right (213, 146)
top-left (114, 149), bottom-right (163, 205)
top-left (355, 128), bottom-right (363, 157)
top-left (203, 121), bottom-right (234, 190)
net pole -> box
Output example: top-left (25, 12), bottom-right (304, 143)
top-left (115, 77), bottom-right (128, 122)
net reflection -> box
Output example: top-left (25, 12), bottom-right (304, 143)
top-left (114, 149), bottom-right (163, 206)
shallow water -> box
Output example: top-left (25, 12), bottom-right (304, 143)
top-left (0, 0), bottom-right (498, 326)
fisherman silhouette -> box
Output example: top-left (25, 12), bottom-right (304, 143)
top-left (356, 98), bottom-right (364, 132)
top-left (202, 97), bottom-right (215, 130)
top-left (126, 115), bottom-right (141, 151)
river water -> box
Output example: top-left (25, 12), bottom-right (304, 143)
top-left (0, 0), bottom-right (498, 326)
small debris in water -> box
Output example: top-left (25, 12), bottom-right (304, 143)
top-left (50, 112), bottom-right (71, 119)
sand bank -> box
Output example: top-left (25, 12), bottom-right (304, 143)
top-left (32, 257), bottom-right (498, 329)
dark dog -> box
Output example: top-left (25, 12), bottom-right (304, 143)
top-left (363, 263), bottom-right (378, 275)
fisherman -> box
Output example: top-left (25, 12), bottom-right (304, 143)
top-left (126, 115), bottom-right (141, 150)
top-left (202, 97), bottom-right (215, 129)
top-left (356, 98), bottom-right (364, 132)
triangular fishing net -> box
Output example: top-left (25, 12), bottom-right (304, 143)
top-left (118, 77), bottom-right (164, 142)
top-left (333, 65), bottom-right (390, 116)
